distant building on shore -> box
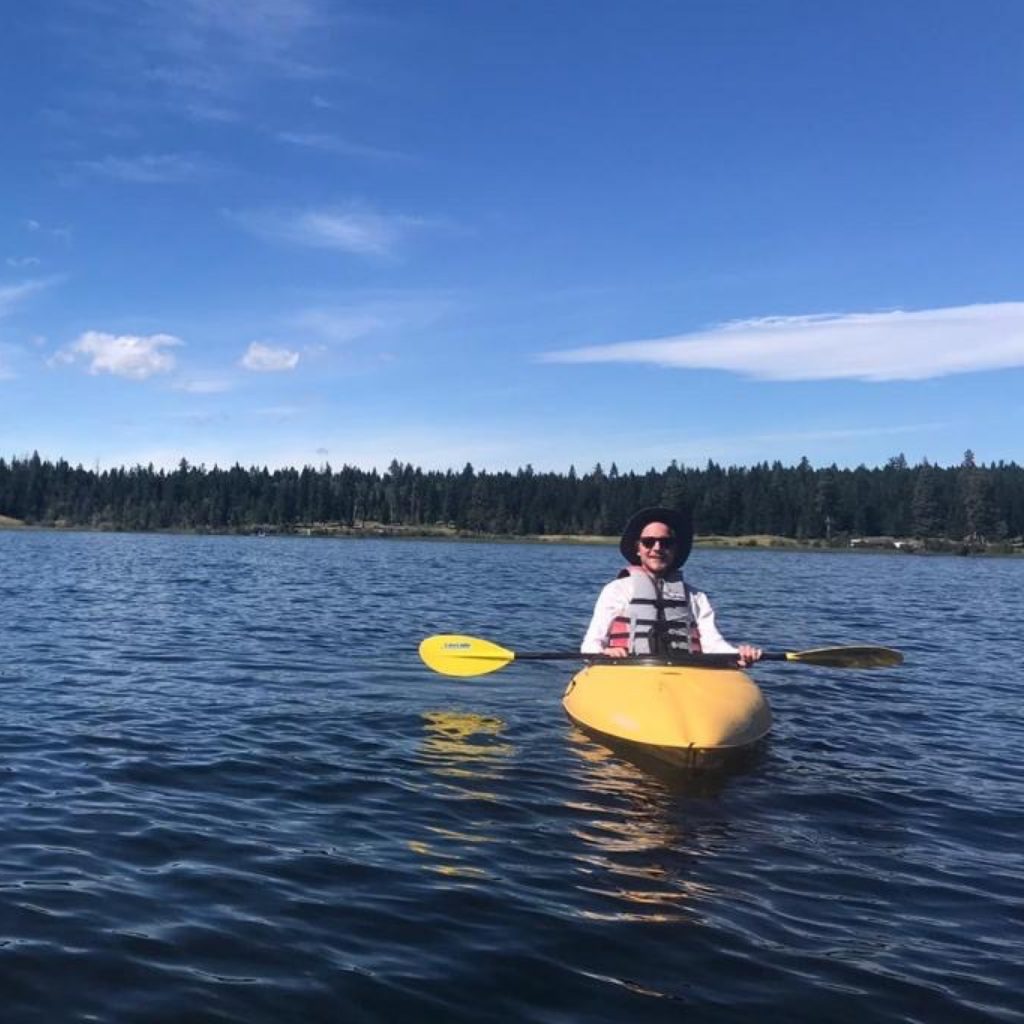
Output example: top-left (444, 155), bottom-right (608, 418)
top-left (849, 536), bottom-right (921, 551)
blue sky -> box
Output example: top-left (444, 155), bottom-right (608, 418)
top-left (2, 1), bottom-right (1023, 473)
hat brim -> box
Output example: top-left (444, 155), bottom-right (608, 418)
top-left (618, 506), bottom-right (693, 570)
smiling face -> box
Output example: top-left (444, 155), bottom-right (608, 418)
top-left (636, 520), bottom-right (676, 576)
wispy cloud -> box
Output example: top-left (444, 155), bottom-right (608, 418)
top-left (523, 422), bottom-right (941, 475)
top-left (297, 428), bottom-right (567, 474)
top-left (736, 422), bottom-right (943, 445)
top-left (53, 331), bottom-right (182, 379)
top-left (542, 302), bottom-right (1024, 382)
top-left (78, 153), bottom-right (215, 184)
top-left (0, 277), bottom-right (59, 318)
top-left (140, 0), bottom-right (332, 94)
top-left (230, 206), bottom-right (428, 257)
top-left (6, 257), bottom-right (42, 269)
top-left (287, 293), bottom-right (456, 347)
top-left (174, 374), bottom-right (234, 394)
top-left (289, 309), bottom-right (386, 343)
top-left (240, 341), bottom-right (300, 372)
top-left (165, 0), bottom-right (328, 72)
top-left (274, 131), bottom-right (408, 163)
top-left (60, 0), bottom-right (335, 124)
top-left (25, 220), bottom-right (73, 245)
top-left (255, 405), bottom-right (303, 420)
top-left (0, 345), bottom-right (16, 381)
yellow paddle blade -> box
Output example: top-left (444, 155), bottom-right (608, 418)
top-left (784, 646), bottom-right (904, 669)
top-left (418, 634), bottom-right (516, 677)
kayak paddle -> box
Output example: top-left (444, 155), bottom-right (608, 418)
top-left (419, 635), bottom-right (585, 676)
top-left (418, 634), bottom-right (903, 677)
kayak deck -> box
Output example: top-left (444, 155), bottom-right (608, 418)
top-left (562, 662), bottom-right (771, 768)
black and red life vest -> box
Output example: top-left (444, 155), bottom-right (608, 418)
top-left (606, 567), bottom-right (702, 655)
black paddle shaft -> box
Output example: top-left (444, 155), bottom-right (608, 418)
top-left (514, 651), bottom-right (744, 667)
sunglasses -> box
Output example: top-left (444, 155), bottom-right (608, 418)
top-left (639, 536), bottom-right (675, 549)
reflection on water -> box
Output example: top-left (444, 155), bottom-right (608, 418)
top-left (565, 724), bottom-right (755, 798)
top-left (410, 711), bottom-right (515, 882)
top-left (408, 829), bottom-right (491, 881)
top-left (419, 710), bottom-right (515, 777)
top-left (564, 728), bottom-right (744, 924)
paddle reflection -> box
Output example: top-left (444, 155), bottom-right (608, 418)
top-left (410, 710), bottom-right (515, 883)
top-left (419, 710), bottom-right (515, 778)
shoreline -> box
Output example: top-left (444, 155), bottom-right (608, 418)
top-left (1, 516), bottom-right (1020, 556)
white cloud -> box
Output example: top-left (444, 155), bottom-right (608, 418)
top-left (79, 153), bottom-right (213, 183)
top-left (542, 302), bottom-right (1024, 382)
top-left (56, 331), bottom-right (182, 379)
top-left (6, 257), bottom-right (42, 269)
top-left (230, 206), bottom-right (425, 257)
top-left (240, 341), bottom-right (300, 372)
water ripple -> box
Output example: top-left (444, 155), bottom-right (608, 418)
top-left (0, 533), bottom-right (1021, 1022)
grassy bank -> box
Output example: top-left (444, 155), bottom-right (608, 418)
top-left (697, 534), bottom-right (807, 549)
top-left (2, 516), bottom-right (1020, 555)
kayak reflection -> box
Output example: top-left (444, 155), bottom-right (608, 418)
top-left (562, 729), bottom-right (760, 924)
top-left (565, 721), bottom-right (766, 796)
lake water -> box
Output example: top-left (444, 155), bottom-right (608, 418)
top-left (0, 531), bottom-right (1021, 1023)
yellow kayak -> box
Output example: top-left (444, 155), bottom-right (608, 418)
top-left (562, 661), bottom-right (771, 768)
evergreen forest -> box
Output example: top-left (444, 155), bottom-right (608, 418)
top-left (1, 450), bottom-right (1021, 550)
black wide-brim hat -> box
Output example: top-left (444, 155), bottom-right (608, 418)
top-left (619, 505), bottom-right (693, 571)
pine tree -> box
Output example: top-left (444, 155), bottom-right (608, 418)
top-left (910, 463), bottom-right (940, 537)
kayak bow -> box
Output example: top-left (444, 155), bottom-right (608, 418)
top-left (562, 661), bottom-right (771, 768)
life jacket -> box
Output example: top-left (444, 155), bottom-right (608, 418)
top-left (606, 567), bottom-right (702, 655)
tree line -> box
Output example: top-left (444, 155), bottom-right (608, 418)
top-left (0, 450), bottom-right (1020, 546)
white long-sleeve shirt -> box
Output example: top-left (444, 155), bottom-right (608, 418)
top-left (580, 575), bottom-right (738, 655)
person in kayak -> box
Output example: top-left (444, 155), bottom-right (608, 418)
top-left (581, 505), bottom-right (763, 667)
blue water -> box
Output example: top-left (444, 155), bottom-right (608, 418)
top-left (0, 531), bottom-right (1021, 1022)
